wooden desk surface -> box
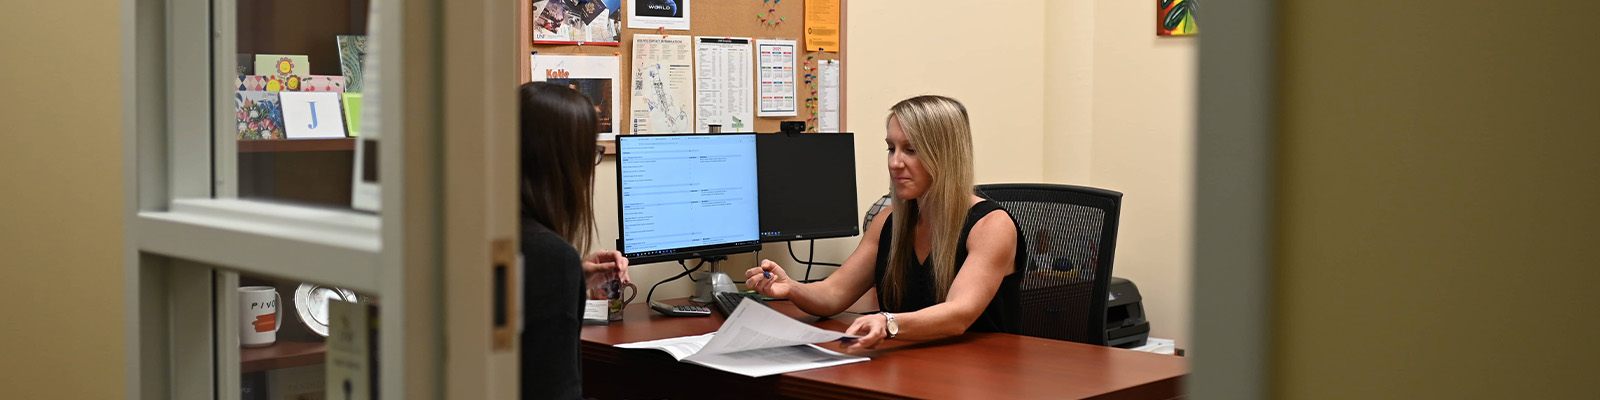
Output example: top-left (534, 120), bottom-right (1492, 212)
top-left (581, 298), bottom-right (1187, 400)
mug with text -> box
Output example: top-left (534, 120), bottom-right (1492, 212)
top-left (599, 280), bottom-right (637, 321)
top-left (239, 286), bottom-right (282, 347)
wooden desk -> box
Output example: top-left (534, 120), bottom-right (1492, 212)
top-left (581, 298), bottom-right (1187, 399)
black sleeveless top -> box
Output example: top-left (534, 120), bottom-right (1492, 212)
top-left (873, 200), bottom-right (1024, 334)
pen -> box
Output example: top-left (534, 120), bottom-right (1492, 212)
top-left (763, 269), bottom-right (772, 279)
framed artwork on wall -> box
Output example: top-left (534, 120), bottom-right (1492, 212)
top-left (1158, 0), bottom-right (1198, 36)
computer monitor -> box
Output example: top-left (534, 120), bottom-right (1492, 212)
top-left (757, 132), bottom-right (860, 242)
top-left (615, 133), bottom-right (763, 264)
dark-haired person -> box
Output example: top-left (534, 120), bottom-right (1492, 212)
top-left (745, 95), bottom-right (1025, 353)
top-left (519, 81), bottom-right (630, 399)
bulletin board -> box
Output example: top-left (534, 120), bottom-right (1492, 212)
top-left (519, 0), bottom-right (847, 152)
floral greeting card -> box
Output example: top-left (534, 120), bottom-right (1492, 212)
top-left (236, 91), bottom-right (286, 140)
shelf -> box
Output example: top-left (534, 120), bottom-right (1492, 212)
top-left (240, 341), bottom-right (325, 373)
top-left (238, 138), bottom-right (355, 153)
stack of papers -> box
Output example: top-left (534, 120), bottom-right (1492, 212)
top-left (615, 298), bottom-right (868, 377)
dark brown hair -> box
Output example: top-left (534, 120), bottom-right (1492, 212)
top-left (520, 81), bottom-right (600, 251)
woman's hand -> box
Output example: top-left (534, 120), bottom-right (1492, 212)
top-left (582, 249), bottom-right (630, 292)
top-left (841, 313), bottom-right (889, 353)
top-left (743, 259), bottom-right (796, 299)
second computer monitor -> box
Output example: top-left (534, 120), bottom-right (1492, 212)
top-left (616, 133), bottom-right (763, 264)
top-left (758, 132), bottom-right (860, 242)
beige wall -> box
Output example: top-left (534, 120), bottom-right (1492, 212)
top-left (1044, 1), bottom-right (1197, 345)
top-left (1272, 1), bottom-right (1600, 398)
top-left (597, 0), bottom-right (1049, 298)
top-left (600, 1), bottom-right (1197, 347)
top-left (0, 1), bottom-right (125, 399)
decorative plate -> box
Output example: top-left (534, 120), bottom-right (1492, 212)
top-left (294, 283), bottom-right (360, 337)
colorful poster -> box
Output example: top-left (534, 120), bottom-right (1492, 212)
top-left (255, 55), bottom-right (309, 78)
top-left (628, 0), bottom-right (690, 30)
top-left (1157, 0), bottom-right (1198, 36)
top-left (280, 92), bottom-right (348, 139)
top-left (804, 0), bottom-right (841, 52)
top-left (532, 54), bottom-right (623, 139)
top-left (235, 91), bottom-right (285, 140)
top-left (532, 0), bottom-right (622, 45)
top-left (756, 39), bottom-right (797, 117)
top-left (630, 34), bottom-right (695, 134)
top-left (694, 37), bottom-right (754, 133)
top-left (336, 35), bottom-right (368, 92)
top-left (817, 60), bottom-right (840, 133)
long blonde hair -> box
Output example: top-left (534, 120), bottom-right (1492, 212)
top-left (882, 95), bottom-right (974, 309)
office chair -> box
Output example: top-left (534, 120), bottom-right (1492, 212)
top-left (977, 183), bottom-right (1122, 345)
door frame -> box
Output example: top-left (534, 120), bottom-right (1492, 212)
top-left (1190, 0), bottom-right (1278, 399)
top-left (119, 0), bottom-right (520, 397)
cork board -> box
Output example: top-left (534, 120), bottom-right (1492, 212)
top-left (519, 0), bottom-right (848, 152)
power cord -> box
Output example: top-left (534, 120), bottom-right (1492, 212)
top-left (646, 259), bottom-right (704, 305)
top-left (788, 240), bottom-right (841, 283)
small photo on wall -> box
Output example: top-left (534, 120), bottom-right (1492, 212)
top-left (628, 0), bottom-right (690, 30)
top-left (1157, 0), bottom-right (1198, 36)
top-left (533, 0), bottom-right (622, 45)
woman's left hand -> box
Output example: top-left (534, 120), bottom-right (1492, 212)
top-left (582, 249), bottom-right (630, 289)
top-left (841, 313), bottom-right (889, 353)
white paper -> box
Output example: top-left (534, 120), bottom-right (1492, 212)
top-left (583, 300), bottom-right (609, 324)
top-left (614, 299), bottom-right (867, 377)
top-left (630, 34), bottom-right (696, 134)
top-left (628, 0), bottom-right (691, 30)
top-left (325, 301), bottom-right (371, 400)
top-left (817, 60), bottom-right (841, 133)
top-left (694, 37), bottom-right (755, 133)
top-left (756, 39), bottom-right (798, 117)
top-left (531, 54), bottom-right (624, 139)
top-left (280, 92), bottom-right (348, 139)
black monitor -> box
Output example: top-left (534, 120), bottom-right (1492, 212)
top-left (757, 132), bottom-right (860, 242)
top-left (615, 133), bottom-right (763, 264)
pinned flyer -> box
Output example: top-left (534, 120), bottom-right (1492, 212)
top-left (629, 0), bottom-right (691, 30)
top-left (756, 39), bottom-right (798, 117)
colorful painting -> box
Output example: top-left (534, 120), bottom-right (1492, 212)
top-left (300, 76), bottom-right (346, 92)
top-left (1158, 0), bottom-right (1198, 36)
top-left (336, 35), bottom-right (368, 92)
top-left (236, 91), bottom-right (286, 140)
top-left (254, 55), bottom-right (309, 78)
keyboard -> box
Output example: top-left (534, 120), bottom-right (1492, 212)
top-left (712, 291), bottom-right (769, 316)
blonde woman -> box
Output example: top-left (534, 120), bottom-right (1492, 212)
top-left (745, 95), bottom-right (1024, 353)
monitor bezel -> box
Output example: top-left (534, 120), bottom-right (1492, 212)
top-left (614, 133), bottom-right (763, 264)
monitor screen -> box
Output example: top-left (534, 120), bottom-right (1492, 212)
top-left (758, 132), bottom-right (860, 242)
top-left (616, 133), bottom-right (762, 264)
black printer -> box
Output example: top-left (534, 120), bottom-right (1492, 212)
top-left (1105, 277), bottom-right (1151, 348)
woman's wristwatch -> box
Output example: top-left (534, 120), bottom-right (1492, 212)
top-left (880, 312), bottom-right (899, 339)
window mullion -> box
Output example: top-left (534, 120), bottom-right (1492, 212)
top-left (168, 0), bottom-right (212, 200)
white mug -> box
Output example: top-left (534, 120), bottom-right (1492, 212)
top-left (239, 286), bottom-right (282, 347)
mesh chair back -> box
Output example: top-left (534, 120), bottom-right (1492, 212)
top-left (977, 183), bottom-right (1122, 345)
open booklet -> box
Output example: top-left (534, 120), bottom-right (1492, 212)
top-left (614, 298), bottom-right (868, 377)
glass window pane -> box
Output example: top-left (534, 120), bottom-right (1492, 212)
top-left (237, 273), bottom-right (378, 399)
top-left (232, 0), bottom-right (371, 208)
